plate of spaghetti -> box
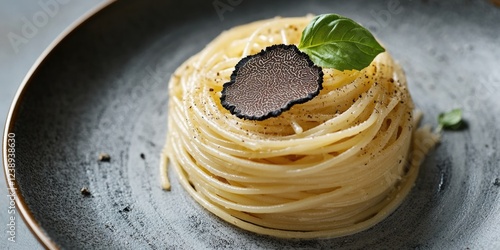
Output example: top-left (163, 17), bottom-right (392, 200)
top-left (3, 0), bottom-right (500, 249)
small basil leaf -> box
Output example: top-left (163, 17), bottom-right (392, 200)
top-left (438, 109), bottom-right (463, 130)
top-left (298, 14), bottom-right (385, 71)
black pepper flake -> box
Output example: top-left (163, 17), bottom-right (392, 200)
top-left (120, 205), bottom-right (132, 213)
top-left (494, 178), bottom-right (500, 187)
top-left (209, 88), bottom-right (214, 92)
top-left (140, 153), bottom-right (146, 160)
top-left (80, 187), bottom-right (91, 196)
top-left (98, 153), bottom-right (111, 162)
top-left (220, 44), bottom-right (323, 120)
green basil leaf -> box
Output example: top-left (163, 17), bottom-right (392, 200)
top-left (438, 109), bottom-right (463, 130)
top-left (298, 14), bottom-right (385, 71)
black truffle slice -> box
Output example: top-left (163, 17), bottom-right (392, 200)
top-left (220, 44), bottom-right (323, 120)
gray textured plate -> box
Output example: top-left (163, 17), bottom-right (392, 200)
top-left (3, 0), bottom-right (500, 249)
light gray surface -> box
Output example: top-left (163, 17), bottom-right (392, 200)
top-left (0, 1), bottom-right (106, 249)
top-left (2, 0), bottom-right (500, 249)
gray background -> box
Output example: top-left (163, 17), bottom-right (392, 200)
top-left (1, 0), bottom-right (499, 249)
top-left (1, 0), bottom-right (106, 249)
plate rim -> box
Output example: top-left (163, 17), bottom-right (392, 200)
top-left (2, 1), bottom-right (116, 249)
top-left (3, 1), bottom-right (499, 248)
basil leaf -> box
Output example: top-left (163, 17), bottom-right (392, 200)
top-left (438, 109), bottom-right (463, 130)
top-left (298, 14), bottom-right (385, 71)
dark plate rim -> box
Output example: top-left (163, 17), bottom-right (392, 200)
top-left (2, 1), bottom-right (116, 249)
top-left (3, 1), bottom-right (499, 249)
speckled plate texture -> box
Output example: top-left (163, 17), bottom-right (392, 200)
top-left (3, 0), bottom-right (500, 249)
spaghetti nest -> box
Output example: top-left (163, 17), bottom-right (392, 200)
top-left (161, 16), bottom-right (438, 238)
